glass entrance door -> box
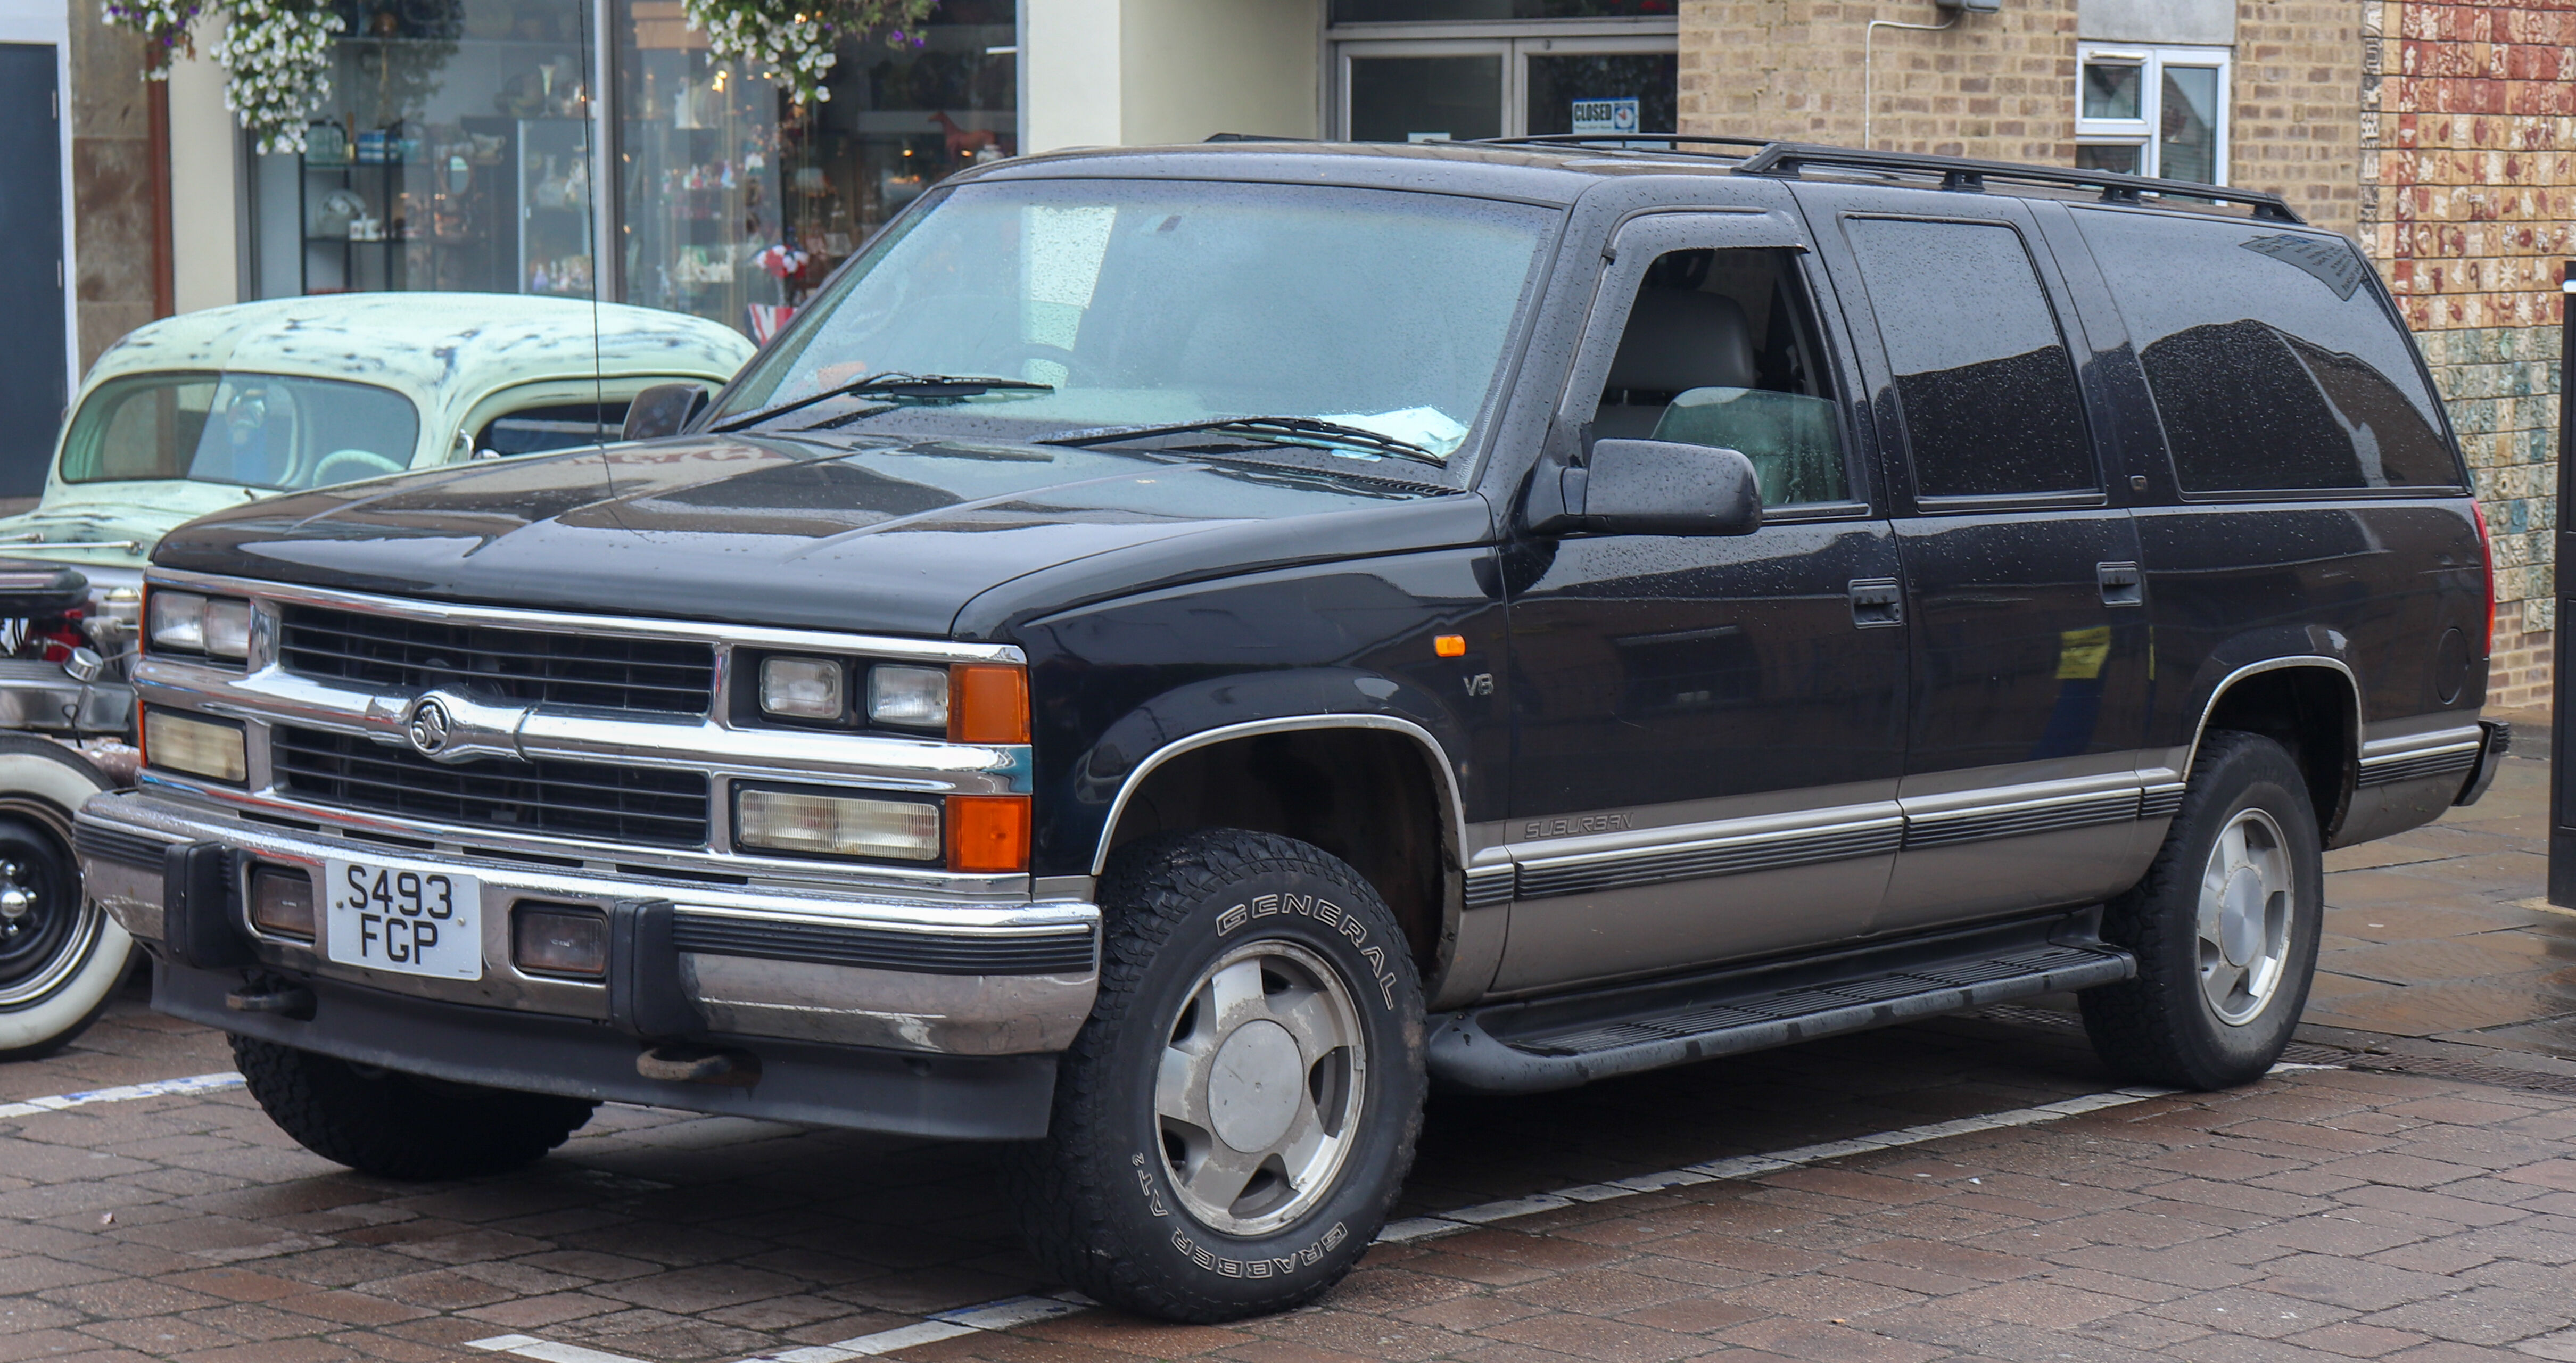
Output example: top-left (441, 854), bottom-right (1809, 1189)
top-left (1340, 35), bottom-right (1675, 141)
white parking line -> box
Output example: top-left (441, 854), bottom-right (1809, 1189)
top-left (0, 1070), bottom-right (244, 1119)
top-left (477, 1074), bottom-right (2249, 1362)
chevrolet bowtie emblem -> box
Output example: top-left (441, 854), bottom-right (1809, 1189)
top-left (406, 697), bottom-right (454, 756)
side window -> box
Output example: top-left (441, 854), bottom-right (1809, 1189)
top-left (1843, 218), bottom-right (2097, 499)
top-left (1595, 247), bottom-right (1850, 507)
top-left (2074, 210), bottom-right (2460, 492)
top-left (474, 402), bottom-right (630, 458)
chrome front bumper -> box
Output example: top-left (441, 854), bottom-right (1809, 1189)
top-left (78, 789), bottom-right (1100, 1058)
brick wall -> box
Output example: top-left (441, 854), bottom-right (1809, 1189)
top-left (1678, 0), bottom-right (2079, 162)
top-left (2231, 0), bottom-right (2365, 238)
top-left (2364, 0), bottom-right (2572, 706)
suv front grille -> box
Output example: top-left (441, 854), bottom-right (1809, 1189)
top-left (278, 605), bottom-right (716, 715)
top-left (274, 726), bottom-right (711, 847)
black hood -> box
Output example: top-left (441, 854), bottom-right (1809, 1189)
top-left (151, 435), bottom-right (1498, 640)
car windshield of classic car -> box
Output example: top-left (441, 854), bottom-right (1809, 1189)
top-left (59, 370), bottom-right (422, 492)
top-left (714, 178), bottom-right (1560, 465)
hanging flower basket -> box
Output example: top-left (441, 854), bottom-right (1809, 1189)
top-left (679, 0), bottom-right (938, 106)
top-left (107, 0), bottom-right (344, 154)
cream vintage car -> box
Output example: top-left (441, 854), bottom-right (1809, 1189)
top-left (0, 294), bottom-right (752, 1058)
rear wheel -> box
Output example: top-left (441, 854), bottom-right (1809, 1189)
top-left (2081, 731), bottom-right (2323, 1088)
top-left (232, 1035), bottom-right (597, 1179)
top-left (1008, 829), bottom-right (1425, 1323)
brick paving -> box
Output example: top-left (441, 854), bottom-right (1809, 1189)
top-left (0, 714), bottom-right (2567, 1362)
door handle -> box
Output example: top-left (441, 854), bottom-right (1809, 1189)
top-left (2098, 561), bottom-right (2143, 607)
top-left (1849, 577), bottom-right (1903, 628)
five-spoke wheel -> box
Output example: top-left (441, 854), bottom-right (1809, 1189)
top-left (1155, 941), bottom-right (1366, 1236)
top-left (2195, 807), bottom-right (2293, 1026)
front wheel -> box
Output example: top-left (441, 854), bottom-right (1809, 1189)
top-left (233, 1035), bottom-right (598, 1179)
top-left (2081, 731), bottom-right (2324, 1088)
top-left (0, 737), bottom-right (136, 1061)
top-left (1008, 830), bottom-right (1426, 1323)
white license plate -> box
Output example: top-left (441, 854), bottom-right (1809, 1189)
top-left (324, 860), bottom-right (482, 980)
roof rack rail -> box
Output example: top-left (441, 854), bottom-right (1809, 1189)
top-left (1733, 142), bottom-right (2303, 223)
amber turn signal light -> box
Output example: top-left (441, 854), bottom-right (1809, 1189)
top-left (947, 795), bottom-right (1030, 872)
top-left (1434, 634), bottom-right (1466, 657)
top-left (950, 664), bottom-right (1030, 744)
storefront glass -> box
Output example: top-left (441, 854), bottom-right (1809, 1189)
top-left (254, 0), bottom-right (599, 300)
top-left (252, 0), bottom-right (1016, 342)
top-left (1332, 1), bottom-right (1674, 20)
top-left (613, 0), bottom-right (1015, 340)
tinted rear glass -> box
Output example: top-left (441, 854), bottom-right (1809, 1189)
top-left (1843, 218), bottom-right (2096, 499)
top-left (2073, 211), bottom-right (2461, 492)
top-left (62, 371), bottom-right (420, 490)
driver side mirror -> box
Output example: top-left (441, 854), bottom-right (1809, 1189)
top-left (622, 383), bottom-right (712, 442)
top-left (1526, 439), bottom-right (1764, 538)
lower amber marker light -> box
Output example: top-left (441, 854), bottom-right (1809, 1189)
top-left (947, 795), bottom-right (1030, 872)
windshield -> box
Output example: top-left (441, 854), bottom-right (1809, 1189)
top-left (60, 371), bottom-right (422, 491)
top-left (716, 178), bottom-right (1561, 468)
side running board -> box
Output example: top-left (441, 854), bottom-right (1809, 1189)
top-left (1427, 912), bottom-right (2134, 1094)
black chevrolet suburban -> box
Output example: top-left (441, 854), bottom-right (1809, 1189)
top-left (78, 137), bottom-right (2506, 1322)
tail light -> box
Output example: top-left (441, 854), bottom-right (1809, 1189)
top-left (2471, 498), bottom-right (2496, 659)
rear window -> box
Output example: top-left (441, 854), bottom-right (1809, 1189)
top-left (62, 371), bottom-right (420, 491)
top-left (2073, 211), bottom-right (2461, 493)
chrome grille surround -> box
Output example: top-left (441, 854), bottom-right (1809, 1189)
top-left (131, 568), bottom-right (1035, 897)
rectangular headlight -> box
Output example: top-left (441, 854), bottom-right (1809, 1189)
top-left (736, 786), bottom-right (940, 860)
top-left (148, 590), bottom-right (208, 651)
top-left (143, 708), bottom-right (247, 784)
top-left (866, 664), bottom-right (949, 729)
top-left (759, 655), bottom-right (845, 721)
top-left (148, 590), bottom-right (253, 660)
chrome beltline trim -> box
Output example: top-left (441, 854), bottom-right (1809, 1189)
top-left (1504, 774), bottom-right (2168, 904)
top-left (146, 568), bottom-right (1027, 666)
top-left (2354, 723), bottom-right (2484, 788)
top-left (2358, 724), bottom-right (2486, 761)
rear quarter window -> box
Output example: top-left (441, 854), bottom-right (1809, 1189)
top-left (2072, 210), bottom-right (2461, 493)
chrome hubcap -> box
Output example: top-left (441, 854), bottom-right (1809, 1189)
top-left (1155, 940), bottom-right (1366, 1236)
top-left (2197, 808), bottom-right (2294, 1026)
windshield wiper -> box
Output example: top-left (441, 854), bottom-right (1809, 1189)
top-left (711, 373), bottom-right (1054, 433)
top-left (1038, 416), bottom-right (1446, 466)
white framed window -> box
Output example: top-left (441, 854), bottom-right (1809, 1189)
top-left (2076, 43), bottom-right (2230, 185)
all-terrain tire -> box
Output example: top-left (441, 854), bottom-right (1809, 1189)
top-left (232, 1035), bottom-right (598, 1179)
top-left (2080, 731), bottom-right (2324, 1089)
top-left (1006, 829), bottom-right (1427, 1323)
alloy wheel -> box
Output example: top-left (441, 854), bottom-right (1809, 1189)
top-left (2196, 807), bottom-right (2294, 1026)
top-left (1154, 939), bottom-right (1367, 1236)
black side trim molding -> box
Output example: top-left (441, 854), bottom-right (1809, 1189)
top-left (671, 911), bottom-right (1099, 976)
top-left (76, 820), bottom-right (171, 873)
top-left (2358, 746), bottom-right (2481, 787)
top-left (1902, 791), bottom-right (2138, 850)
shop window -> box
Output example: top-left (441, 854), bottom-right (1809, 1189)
top-left (614, 0), bottom-right (1017, 340)
top-left (251, 0), bottom-right (599, 299)
top-left (1332, 1), bottom-right (1676, 19)
top-left (2076, 43), bottom-right (2228, 184)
